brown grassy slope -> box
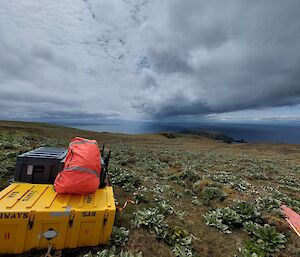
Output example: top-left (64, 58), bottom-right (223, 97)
top-left (0, 121), bottom-right (299, 257)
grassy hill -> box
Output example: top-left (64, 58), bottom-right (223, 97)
top-left (0, 120), bottom-right (299, 257)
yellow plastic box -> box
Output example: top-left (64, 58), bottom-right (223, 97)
top-left (0, 183), bottom-right (116, 254)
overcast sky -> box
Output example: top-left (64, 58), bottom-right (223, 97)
top-left (0, 0), bottom-right (300, 122)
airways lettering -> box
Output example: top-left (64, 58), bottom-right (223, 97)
top-left (0, 212), bottom-right (29, 219)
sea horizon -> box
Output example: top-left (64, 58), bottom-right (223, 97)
top-left (48, 120), bottom-right (300, 144)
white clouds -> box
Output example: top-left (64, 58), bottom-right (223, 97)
top-left (0, 0), bottom-right (137, 119)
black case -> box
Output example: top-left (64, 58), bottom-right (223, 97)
top-left (14, 147), bottom-right (67, 184)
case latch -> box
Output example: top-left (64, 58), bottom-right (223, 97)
top-left (69, 211), bottom-right (75, 227)
top-left (28, 212), bottom-right (35, 230)
top-left (103, 210), bottom-right (108, 226)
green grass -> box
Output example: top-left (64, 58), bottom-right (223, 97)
top-left (0, 121), bottom-right (300, 257)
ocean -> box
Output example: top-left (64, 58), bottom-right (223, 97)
top-left (58, 120), bottom-right (300, 144)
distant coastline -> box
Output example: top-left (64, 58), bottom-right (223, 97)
top-left (179, 129), bottom-right (246, 143)
top-left (55, 120), bottom-right (300, 144)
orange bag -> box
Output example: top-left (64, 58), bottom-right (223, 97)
top-left (54, 137), bottom-right (101, 194)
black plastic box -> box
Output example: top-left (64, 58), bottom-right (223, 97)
top-left (14, 147), bottom-right (67, 184)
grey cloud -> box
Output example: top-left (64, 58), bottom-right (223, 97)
top-left (31, 46), bottom-right (54, 62)
top-left (139, 93), bottom-right (211, 118)
top-left (148, 48), bottom-right (193, 74)
top-left (39, 110), bottom-right (122, 119)
top-left (0, 99), bottom-right (121, 120)
top-left (0, 89), bottom-right (74, 106)
top-left (141, 73), bottom-right (157, 89)
top-left (134, 0), bottom-right (300, 118)
top-left (0, 0), bottom-right (300, 121)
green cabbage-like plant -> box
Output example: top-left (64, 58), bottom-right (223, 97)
top-left (238, 247), bottom-right (261, 257)
top-left (219, 207), bottom-right (242, 225)
top-left (111, 226), bottom-right (129, 247)
top-left (133, 193), bottom-right (148, 204)
top-left (110, 167), bottom-right (141, 192)
top-left (254, 224), bottom-right (286, 253)
top-left (229, 179), bottom-right (250, 192)
top-left (272, 191), bottom-right (300, 213)
top-left (156, 200), bottom-right (174, 215)
top-left (204, 199), bottom-right (265, 234)
top-left (231, 201), bottom-right (261, 221)
top-left (83, 246), bottom-right (117, 257)
top-left (97, 246), bottom-right (117, 257)
top-left (179, 169), bottom-right (200, 182)
top-left (243, 221), bottom-right (260, 235)
top-left (248, 171), bottom-right (268, 180)
top-left (164, 226), bottom-right (192, 246)
top-left (119, 250), bottom-right (143, 257)
top-left (83, 252), bottom-right (94, 257)
top-left (243, 222), bottom-right (286, 254)
top-left (254, 196), bottom-right (281, 212)
top-left (172, 244), bottom-right (193, 257)
top-left (133, 208), bottom-right (165, 229)
top-left (84, 246), bottom-right (143, 257)
top-left (203, 209), bottom-right (231, 234)
top-left (202, 187), bottom-right (227, 205)
top-left (133, 203), bottom-right (196, 256)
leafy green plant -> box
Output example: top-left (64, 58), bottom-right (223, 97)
top-left (95, 247), bottom-right (117, 257)
top-left (203, 209), bottom-right (233, 234)
top-left (174, 209), bottom-right (188, 218)
top-left (133, 199), bottom-right (196, 256)
top-left (230, 179), bottom-right (251, 192)
top-left (204, 200), bottom-right (264, 233)
top-left (172, 244), bottom-right (193, 257)
top-left (254, 196), bottom-right (284, 219)
top-left (204, 172), bottom-right (251, 192)
top-left (157, 226), bottom-right (192, 246)
top-left (133, 200), bottom-right (173, 232)
top-left (111, 226), bottom-right (129, 247)
top-left (133, 208), bottom-right (165, 229)
top-left (179, 169), bottom-right (200, 182)
top-left (155, 225), bottom-right (196, 257)
top-left (184, 189), bottom-right (193, 196)
top-left (231, 201), bottom-right (261, 222)
top-left (202, 187), bottom-right (227, 205)
top-left (133, 193), bottom-right (148, 204)
top-left (170, 190), bottom-right (183, 199)
top-left (205, 197), bottom-right (287, 255)
top-left (243, 221), bottom-right (260, 234)
top-left (191, 196), bottom-right (202, 206)
top-left (239, 244), bottom-right (266, 257)
top-left (243, 222), bottom-right (286, 254)
top-left (220, 207), bottom-right (243, 225)
top-left (110, 167), bottom-right (141, 192)
top-left (253, 225), bottom-right (286, 253)
top-left (254, 196), bottom-right (281, 212)
top-left (119, 251), bottom-right (143, 257)
top-left (156, 200), bottom-right (174, 215)
top-left (272, 191), bottom-right (300, 213)
top-left (84, 246), bottom-right (143, 257)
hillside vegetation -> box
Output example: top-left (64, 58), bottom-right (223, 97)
top-left (0, 121), bottom-right (299, 257)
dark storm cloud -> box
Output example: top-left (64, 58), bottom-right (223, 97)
top-left (134, 0), bottom-right (300, 118)
top-left (140, 93), bottom-right (211, 118)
